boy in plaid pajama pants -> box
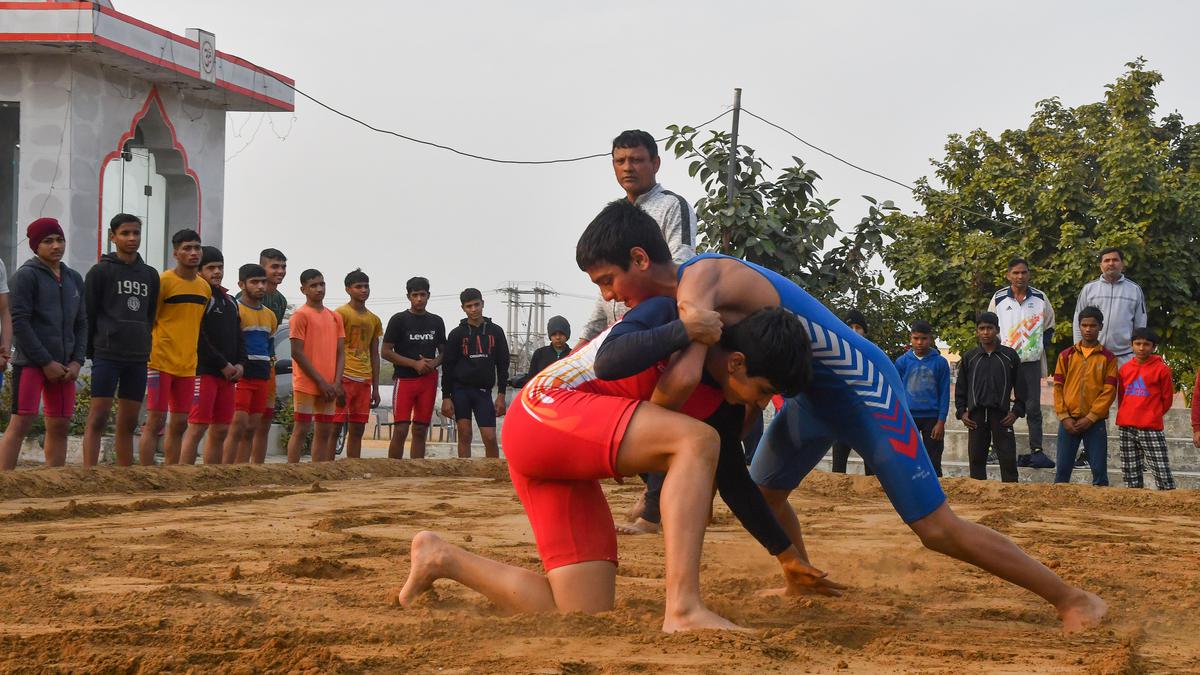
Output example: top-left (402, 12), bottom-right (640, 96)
top-left (1116, 328), bottom-right (1175, 490)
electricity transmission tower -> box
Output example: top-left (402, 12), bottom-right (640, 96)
top-left (496, 282), bottom-right (556, 376)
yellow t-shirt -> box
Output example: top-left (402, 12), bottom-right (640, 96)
top-left (336, 304), bottom-right (383, 382)
top-left (148, 269), bottom-right (212, 377)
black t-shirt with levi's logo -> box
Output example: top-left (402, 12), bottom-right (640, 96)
top-left (382, 309), bottom-right (446, 380)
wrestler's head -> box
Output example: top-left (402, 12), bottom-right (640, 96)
top-left (576, 199), bottom-right (672, 308)
top-left (708, 307), bottom-right (811, 406)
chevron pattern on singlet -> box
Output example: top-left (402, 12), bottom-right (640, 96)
top-left (799, 317), bottom-right (919, 459)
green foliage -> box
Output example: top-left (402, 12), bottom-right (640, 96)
top-left (664, 126), bottom-right (928, 359)
top-left (274, 394), bottom-right (310, 452)
top-left (0, 373), bottom-right (114, 440)
top-left (883, 59), bottom-right (1200, 387)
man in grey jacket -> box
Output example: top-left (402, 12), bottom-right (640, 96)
top-left (1074, 247), bottom-right (1146, 367)
top-left (579, 129), bottom-right (697, 342)
top-left (0, 218), bottom-right (87, 470)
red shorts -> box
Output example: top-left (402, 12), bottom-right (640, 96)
top-left (146, 369), bottom-right (196, 413)
top-left (11, 365), bottom-right (76, 417)
top-left (188, 374), bottom-right (235, 424)
top-left (393, 372), bottom-right (437, 425)
top-left (295, 390), bottom-right (338, 423)
top-left (336, 378), bottom-right (372, 424)
top-left (501, 388), bottom-right (639, 571)
top-left (235, 377), bottom-right (271, 416)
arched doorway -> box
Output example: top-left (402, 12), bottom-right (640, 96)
top-left (99, 90), bottom-right (199, 269)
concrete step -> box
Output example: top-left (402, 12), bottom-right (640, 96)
top-left (943, 402), bottom-right (1197, 441)
top-left (815, 457), bottom-right (1200, 489)
top-left (939, 429), bottom-right (1200, 471)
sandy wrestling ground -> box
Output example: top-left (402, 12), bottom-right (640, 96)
top-left (0, 459), bottom-right (1197, 674)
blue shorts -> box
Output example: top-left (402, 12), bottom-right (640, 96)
top-left (682, 254), bottom-right (948, 524)
top-left (451, 386), bottom-right (497, 427)
top-left (90, 358), bottom-right (149, 402)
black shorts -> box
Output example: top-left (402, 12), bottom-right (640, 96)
top-left (90, 358), bottom-right (149, 402)
top-left (451, 386), bottom-right (496, 427)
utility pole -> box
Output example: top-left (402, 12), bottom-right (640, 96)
top-left (723, 87), bottom-right (742, 251)
top-left (496, 282), bottom-right (557, 375)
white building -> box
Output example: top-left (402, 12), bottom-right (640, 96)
top-left (0, 0), bottom-right (294, 272)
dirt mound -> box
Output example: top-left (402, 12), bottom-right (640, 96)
top-left (0, 458), bottom-right (511, 500)
top-left (271, 556), bottom-right (365, 579)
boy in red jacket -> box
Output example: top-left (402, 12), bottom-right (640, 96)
top-left (1116, 328), bottom-right (1175, 489)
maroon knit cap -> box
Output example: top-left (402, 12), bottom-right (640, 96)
top-left (27, 217), bottom-right (64, 252)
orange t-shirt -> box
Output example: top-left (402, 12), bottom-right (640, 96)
top-left (289, 304), bottom-right (345, 395)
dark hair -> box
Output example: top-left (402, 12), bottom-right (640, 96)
top-left (910, 320), bottom-right (934, 335)
top-left (844, 309), bottom-right (869, 334)
top-left (344, 268), bottom-right (369, 287)
top-left (260, 248), bottom-right (287, 262)
top-left (1078, 305), bottom-right (1104, 324)
top-left (1007, 257), bottom-right (1029, 271)
top-left (612, 129), bottom-right (658, 159)
top-left (576, 199), bottom-right (672, 271)
top-left (299, 268), bottom-right (323, 285)
top-left (719, 307), bottom-right (811, 398)
top-left (199, 246), bottom-right (223, 267)
top-left (976, 311), bottom-right (1000, 328)
top-left (171, 229), bottom-right (200, 248)
top-left (239, 263), bottom-right (267, 282)
top-left (1131, 327), bottom-right (1159, 345)
top-left (109, 213), bottom-right (141, 232)
top-left (1098, 247), bottom-right (1124, 261)
top-left (460, 287), bottom-right (483, 305)
top-left (406, 276), bottom-right (430, 294)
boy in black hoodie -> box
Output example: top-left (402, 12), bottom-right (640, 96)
top-left (955, 311), bottom-right (1026, 482)
top-left (82, 214), bottom-right (160, 467)
top-left (181, 247), bottom-right (245, 465)
top-left (0, 218), bottom-right (87, 470)
top-left (440, 288), bottom-right (509, 458)
top-left (509, 315), bottom-right (571, 389)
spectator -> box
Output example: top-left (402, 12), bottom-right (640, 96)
top-left (1053, 306), bottom-right (1118, 486)
top-left (580, 129), bottom-right (697, 342)
top-left (441, 288), bottom-right (509, 459)
top-left (830, 310), bottom-right (873, 475)
top-left (382, 277), bottom-right (445, 459)
top-left (241, 248), bottom-right (288, 467)
top-left (1074, 247), bottom-right (1146, 367)
top-left (895, 320), bottom-right (951, 476)
top-left (0, 255), bottom-right (12, 397)
top-left (139, 229), bottom-right (210, 466)
top-left (81, 214), bottom-right (159, 468)
top-left (287, 269), bottom-right (345, 463)
top-left (988, 257), bottom-right (1055, 468)
top-left (1193, 368), bottom-right (1200, 450)
top-left (955, 312), bottom-right (1025, 483)
top-left (224, 264), bottom-right (277, 464)
top-left (510, 315), bottom-right (571, 389)
top-left (334, 269), bottom-right (383, 460)
top-left (181, 247), bottom-right (246, 466)
top-left (1116, 328), bottom-right (1175, 490)
top-left (0, 218), bottom-right (87, 470)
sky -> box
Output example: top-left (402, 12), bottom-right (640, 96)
top-left (115, 0), bottom-right (1200, 347)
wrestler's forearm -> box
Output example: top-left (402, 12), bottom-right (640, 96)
top-left (650, 343), bottom-right (706, 411)
top-left (711, 415), bottom-right (792, 556)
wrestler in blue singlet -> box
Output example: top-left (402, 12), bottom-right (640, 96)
top-left (678, 253), bottom-right (947, 524)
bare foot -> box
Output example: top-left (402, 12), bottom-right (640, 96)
top-left (663, 605), bottom-right (751, 633)
top-left (616, 518), bottom-right (661, 535)
top-left (397, 531), bottom-right (451, 607)
top-left (1058, 590), bottom-right (1107, 634)
top-left (624, 492), bottom-right (647, 523)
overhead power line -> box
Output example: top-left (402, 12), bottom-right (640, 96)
top-left (740, 108), bottom-right (1023, 232)
top-left (289, 84), bottom-right (732, 165)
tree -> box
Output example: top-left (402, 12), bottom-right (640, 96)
top-left (665, 126), bottom-right (926, 358)
top-left (882, 59), bottom-right (1200, 389)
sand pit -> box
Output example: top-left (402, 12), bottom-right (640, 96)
top-left (0, 459), bottom-right (1197, 673)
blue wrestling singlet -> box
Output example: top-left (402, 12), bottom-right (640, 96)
top-left (678, 253), bottom-right (947, 523)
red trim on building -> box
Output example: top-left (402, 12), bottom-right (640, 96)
top-left (96, 87), bottom-right (203, 261)
top-left (96, 5), bottom-right (200, 48)
top-left (0, 33), bottom-right (93, 42)
top-left (0, 2), bottom-right (92, 9)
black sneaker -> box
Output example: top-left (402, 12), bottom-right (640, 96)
top-left (1017, 453), bottom-right (1032, 467)
top-left (987, 450), bottom-right (998, 465)
top-left (1074, 452), bottom-right (1089, 468)
top-left (1029, 449), bottom-right (1056, 469)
